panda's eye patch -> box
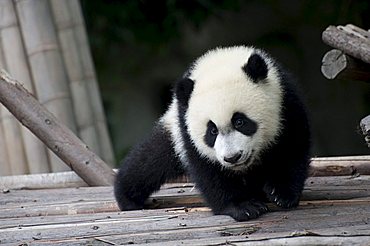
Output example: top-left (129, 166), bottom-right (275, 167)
top-left (231, 112), bottom-right (258, 136)
top-left (204, 121), bottom-right (218, 147)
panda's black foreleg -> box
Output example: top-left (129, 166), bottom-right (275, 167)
top-left (114, 123), bottom-right (184, 211)
top-left (188, 164), bottom-right (269, 221)
top-left (264, 158), bottom-right (310, 208)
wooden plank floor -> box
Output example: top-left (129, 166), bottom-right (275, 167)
top-left (1, 175), bottom-right (370, 245)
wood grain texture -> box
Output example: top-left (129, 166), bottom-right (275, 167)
top-left (0, 176), bottom-right (370, 245)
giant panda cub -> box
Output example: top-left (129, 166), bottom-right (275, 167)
top-left (114, 46), bottom-right (311, 221)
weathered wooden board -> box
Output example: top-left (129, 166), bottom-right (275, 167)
top-left (0, 175), bottom-right (370, 245)
top-left (1, 202), bottom-right (369, 245)
top-left (2, 155), bottom-right (370, 190)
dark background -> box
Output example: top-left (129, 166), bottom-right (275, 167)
top-left (81, 0), bottom-right (370, 165)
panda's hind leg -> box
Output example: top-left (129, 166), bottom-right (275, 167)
top-left (114, 123), bottom-right (184, 211)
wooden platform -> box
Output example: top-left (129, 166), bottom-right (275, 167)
top-left (1, 175), bottom-right (370, 245)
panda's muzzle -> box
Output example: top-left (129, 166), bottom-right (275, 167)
top-left (223, 152), bottom-right (242, 164)
top-left (226, 150), bottom-right (254, 170)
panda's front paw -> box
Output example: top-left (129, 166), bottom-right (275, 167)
top-left (116, 196), bottom-right (144, 211)
top-left (264, 183), bottom-right (300, 208)
top-left (216, 200), bottom-right (269, 221)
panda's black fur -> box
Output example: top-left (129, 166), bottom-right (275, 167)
top-left (114, 46), bottom-right (311, 221)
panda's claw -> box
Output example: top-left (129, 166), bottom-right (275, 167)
top-left (270, 188), bottom-right (275, 195)
top-left (218, 200), bottom-right (268, 221)
top-left (264, 183), bottom-right (301, 209)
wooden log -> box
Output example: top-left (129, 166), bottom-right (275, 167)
top-left (309, 155), bottom-right (370, 176)
top-left (0, 0), bottom-right (50, 174)
top-left (0, 171), bottom-right (87, 190)
top-left (2, 175), bottom-right (367, 208)
top-left (360, 115), bottom-right (370, 148)
top-left (1, 155), bottom-right (370, 189)
top-left (15, 0), bottom-right (78, 172)
top-left (0, 70), bottom-right (115, 186)
top-left (321, 49), bottom-right (370, 81)
top-left (322, 25), bottom-right (370, 64)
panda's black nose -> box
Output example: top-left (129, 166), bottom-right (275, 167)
top-left (224, 153), bottom-right (242, 164)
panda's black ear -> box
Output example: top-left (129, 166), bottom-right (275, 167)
top-left (175, 77), bottom-right (194, 107)
top-left (242, 53), bottom-right (268, 83)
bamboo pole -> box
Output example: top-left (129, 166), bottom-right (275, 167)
top-left (15, 0), bottom-right (78, 172)
top-left (0, 23), bottom-right (11, 176)
top-left (68, 0), bottom-right (115, 166)
top-left (50, 0), bottom-right (101, 159)
top-left (0, 0), bottom-right (28, 175)
top-left (0, 121), bottom-right (10, 175)
top-left (1, 0), bottom-right (50, 174)
top-left (0, 70), bottom-right (115, 186)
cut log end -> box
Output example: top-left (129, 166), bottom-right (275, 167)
top-left (360, 115), bottom-right (370, 148)
top-left (321, 49), bottom-right (347, 79)
top-left (321, 49), bottom-right (370, 82)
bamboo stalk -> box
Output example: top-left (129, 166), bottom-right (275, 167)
top-left (0, 0), bottom-right (28, 175)
top-left (0, 23), bottom-right (11, 176)
top-left (15, 0), bottom-right (78, 172)
top-left (50, 0), bottom-right (101, 158)
top-left (0, 70), bottom-right (115, 186)
top-left (1, 0), bottom-right (50, 174)
top-left (68, 0), bottom-right (115, 166)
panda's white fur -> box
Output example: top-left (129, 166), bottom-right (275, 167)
top-left (162, 46), bottom-right (283, 170)
top-left (160, 98), bottom-right (189, 165)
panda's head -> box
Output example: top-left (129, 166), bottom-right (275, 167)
top-left (176, 46), bottom-right (283, 171)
